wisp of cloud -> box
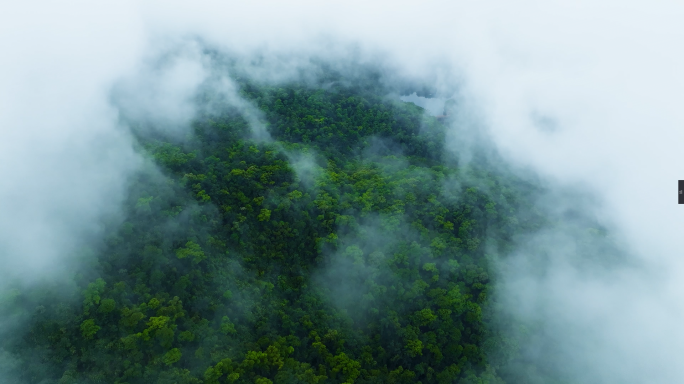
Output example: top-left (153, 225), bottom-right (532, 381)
top-left (2, 0), bottom-right (684, 382)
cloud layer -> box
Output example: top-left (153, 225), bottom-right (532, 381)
top-left (2, 1), bottom-right (683, 382)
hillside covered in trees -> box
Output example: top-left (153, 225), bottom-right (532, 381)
top-left (0, 62), bottom-right (595, 384)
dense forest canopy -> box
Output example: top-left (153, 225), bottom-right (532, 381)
top-left (0, 57), bottom-right (614, 384)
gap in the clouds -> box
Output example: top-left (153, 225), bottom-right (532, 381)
top-left (0, 42), bottom-right (635, 384)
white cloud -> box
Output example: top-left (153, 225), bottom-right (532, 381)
top-left (2, 0), bottom-right (683, 381)
top-left (0, 0), bottom-right (144, 280)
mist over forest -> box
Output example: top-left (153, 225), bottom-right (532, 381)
top-left (2, 2), bottom-right (684, 384)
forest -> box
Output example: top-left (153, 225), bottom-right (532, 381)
top-left (0, 60), bottom-right (602, 384)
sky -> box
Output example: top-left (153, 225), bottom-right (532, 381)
top-left (1, 0), bottom-right (684, 382)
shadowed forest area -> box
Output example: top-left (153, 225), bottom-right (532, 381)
top-left (0, 61), bottom-right (608, 384)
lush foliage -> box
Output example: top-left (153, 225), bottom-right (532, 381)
top-left (3, 78), bottom-right (557, 384)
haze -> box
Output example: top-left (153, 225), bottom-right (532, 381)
top-left (2, 0), bottom-right (683, 382)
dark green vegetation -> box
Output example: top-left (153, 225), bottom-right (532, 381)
top-left (2, 73), bottom-right (557, 384)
